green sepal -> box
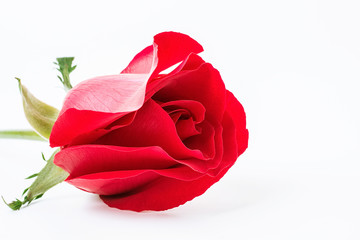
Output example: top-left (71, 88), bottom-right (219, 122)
top-left (41, 152), bottom-right (47, 161)
top-left (3, 149), bottom-right (69, 210)
top-left (25, 173), bottom-right (38, 179)
top-left (24, 149), bottom-right (69, 204)
top-left (16, 78), bottom-right (59, 139)
top-left (22, 188), bottom-right (29, 196)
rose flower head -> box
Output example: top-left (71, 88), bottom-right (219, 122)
top-left (50, 32), bottom-right (249, 211)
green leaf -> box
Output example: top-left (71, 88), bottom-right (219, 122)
top-left (16, 78), bottom-right (59, 139)
top-left (2, 197), bottom-right (23, 211)
top-left (55, 57), bottom-right (76, 91)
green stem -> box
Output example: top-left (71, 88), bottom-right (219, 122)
top-left (62, 67), bottom-right (73, 91)
top-left (55, 57), bottom-right (76, 92)
top-left (0, 130), bottom-right (45, 141)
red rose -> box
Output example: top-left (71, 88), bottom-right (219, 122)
top-left (50, 32), bottom-right (249, 211)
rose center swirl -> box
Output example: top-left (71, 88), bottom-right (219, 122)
top-left (160, 100), bottom-right (205, 141)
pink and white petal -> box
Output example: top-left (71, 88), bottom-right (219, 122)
top-left (121, 45), bottom-right (154, 74)
top-left (59, 74), bottom-right (149, 114)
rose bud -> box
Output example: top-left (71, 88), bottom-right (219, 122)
top-left (50, 32), bottom-right (249, 211)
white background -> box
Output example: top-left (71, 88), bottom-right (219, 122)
top-left (0, 0), bottom-right (359, 239)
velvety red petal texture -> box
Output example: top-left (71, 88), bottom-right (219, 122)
top-left (121, 32), bottom-right (203, 75)
top-left (67, 165), bottom-right (208, 197)
top-left (93, 99), bottom-right (205, 161)
top-left (153, 62), bottom-right (226, 123)
top-left (100, 166), bottom-right (231, 212)
top-left (161, 100), bottom-right (206, 123)
top-left (52, 32), bottom-right (249, 212)
top-left (225, 90), bottom-right (249, 155)
top-left (54, 145), bottom-right (176, 179)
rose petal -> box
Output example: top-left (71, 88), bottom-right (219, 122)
top-left (50, 110), bottom-right (133, 147)
top-left (145, 53), bottom-right (206, 99)
top-left (153, 63), bottom-right (226, 123)
top-left (225, 91), bottom-right (249, 155)
top-left (54, 145), bottom-right (177, 179)
top-left (207, 110), bottom-right (239, 177)
top-left (175, 118), bottom-right (200, 140)
top-left (59, 74), bottom-right (149, 114)
top-left (182, 120), bottom-right (224, 174)
top-left (122, 32), bottom-right (204, 76)
top-left (68, 170), bottom-right (159, 195)
top-left (183, 120), bottom-right (216, 159)
top-left (121, 45), bottom-right (154, 74)
top-left (99, 166), bottom-right (232, 212)
top-left (66, 165), bottom-right (208, 196)
top-left (161, 100), bottom-right (205, 123)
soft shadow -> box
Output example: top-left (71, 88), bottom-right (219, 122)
top-left (173, 178), bottom-right (270, 218)
top-left (87, 194), bottom-right (177, 219)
